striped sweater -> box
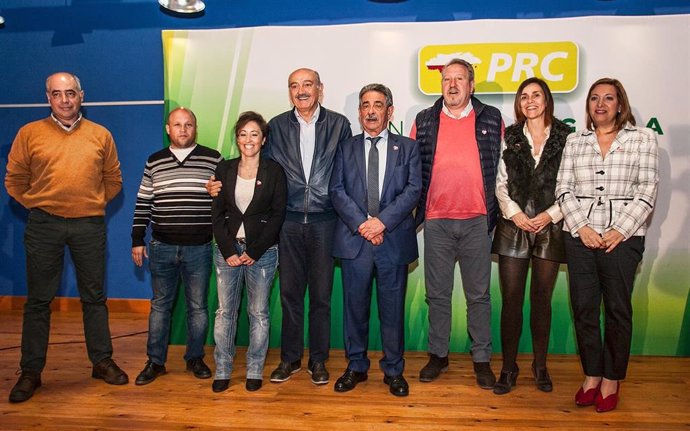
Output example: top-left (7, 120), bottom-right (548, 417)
top-left (131, 144), bottom-right (223, 247)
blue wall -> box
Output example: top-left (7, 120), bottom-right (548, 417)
top-left (1, 0), bottom-right (688, 299)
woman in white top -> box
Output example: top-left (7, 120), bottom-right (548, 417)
top-left (210, 111), bottom-right (287, 393)
top-left (492, 77), bottom-right (571, 395)
top-left (556, 78), bottom-right (658, 412)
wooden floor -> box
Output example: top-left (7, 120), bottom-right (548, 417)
top-left (1, 310), bottom-right (689, 430)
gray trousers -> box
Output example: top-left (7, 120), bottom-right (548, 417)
top-left (423, 217), bottom-right (493, 362)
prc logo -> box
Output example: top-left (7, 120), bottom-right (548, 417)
top-left (419, 42), bottom-right (579, 95)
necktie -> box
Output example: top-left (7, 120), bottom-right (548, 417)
top-left (367, 136), bottom-right (381, 217)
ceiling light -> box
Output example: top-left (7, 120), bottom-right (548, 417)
top-left (159, 0), bottom-right (205, 14)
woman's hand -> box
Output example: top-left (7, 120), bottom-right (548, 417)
top-left (225, 254), bottom-right (242, 267)
top-left (511, 212), bottom-right (537, 232)
top-left (602, 229), bottom-right (625, 253)
top-left (577, 225), bottom-right (606, 249)
top-left (238, 252), bottom-right (255, 266)
top-left (529, 212), bottom-right (553, 233)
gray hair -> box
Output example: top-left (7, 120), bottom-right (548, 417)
top-left (359, 83), bottom-right (393, 107)
top-left (45, 72), bottom-right (82, 92)
top-left (441, 58), bottom-right (475, 82)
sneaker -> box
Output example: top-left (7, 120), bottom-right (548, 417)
top-left (186, 358), bottom-right (212, 379)
top-left (269, 360), bottom-right (301, 383)
top-left (473, 361), bottom-right (496, 389)
top-left (419, 354), bottom-right (449, 382)
top-left (307, 360), bottom-right (329, 385)
top-left (135, 360), bottom-right (166, 385)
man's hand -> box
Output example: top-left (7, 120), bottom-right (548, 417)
top-left (370, 233), bottom-right (384, 246)
top-left (206, 175), bottom-right (222, 197)
top-left (132, 246), bottom-right (148, 267)
top-left (602, 229), bottom-right (625, 253)
top-left (577, 225), bottom-right (606, 249)
top-left (358, 217), bottom-right (386, 241)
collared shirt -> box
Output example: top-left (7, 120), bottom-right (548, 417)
top-left (364, 129), bottom-right (389, 216)
top-left (294, 104), bottom-right (321, 182)
top-left (442, 99), bottom-right (473, 120)
top-left (496, 124), bottom-right (563, 222)
top-left (555, 123), bottom-right (658, 239)
top-left (50, 112), bottom-right (82, 132)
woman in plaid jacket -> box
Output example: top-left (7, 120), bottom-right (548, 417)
top-left (556, 78), bottom-right (659, 413)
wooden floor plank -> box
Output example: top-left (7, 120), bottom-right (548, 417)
top-left (1, 310), bottom-right (688, 430)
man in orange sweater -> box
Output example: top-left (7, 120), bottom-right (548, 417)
top-left (5, 72), bottom-right (128, 403)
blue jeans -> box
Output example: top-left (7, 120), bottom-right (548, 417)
top-left (147, 240), bottom-right (211, 365)
top-left (213, 243), bottom-right (278, 380)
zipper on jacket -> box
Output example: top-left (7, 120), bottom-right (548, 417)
top-left (303, 185), bottom-right (310, 223)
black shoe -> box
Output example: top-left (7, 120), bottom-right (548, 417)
top-left (9, 370), bottom-right (41, 403)
top-left (493, 367), bottom-right (519, 395)
top-left (135, 360), bottom-right (166, 386)
top-left (308, 360), bottom-right (329, 385)
top-left (186, 358), bottom-right (212, 379)
top-left (532, 363), bottom-right (553, 392)
top-left (473, 361), bottom-right (496, 389)
top-left (270, 360), bottom-right (301, 383)
top-left (383, 374), bottom-right (409, 397)
top-left (212, 379), bottom-right (230, 393)
top-left (419, 354), bottom-right (449, 382)
top-left (246, 378), bottom-right (262, 392)
top-left (334, 369), bottom-right (368, 393)
top-left (92, 358), bottom-right (129, 385)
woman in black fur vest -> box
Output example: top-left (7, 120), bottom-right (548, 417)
top-left (491, 77), bottom-right (571, 395)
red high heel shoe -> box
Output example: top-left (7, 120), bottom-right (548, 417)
top-left (595, 382), bottom-right (620, 413)
top-left (575, 381), bottom-right (601, 406)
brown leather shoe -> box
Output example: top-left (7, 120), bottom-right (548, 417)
top-left (9, 370), bottom-right (41, 403)
top-left (92, 358), bottom-right (129, 385)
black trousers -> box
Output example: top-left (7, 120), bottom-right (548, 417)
top-left (565, 234), bottom-right (644, 380)
top-left (21, 209), bottom-right (114, 372)
top-left (278, 218), bottom-right (336, 363)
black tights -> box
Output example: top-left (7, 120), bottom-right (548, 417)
top-left (498, 255), bottom-right (560, 372)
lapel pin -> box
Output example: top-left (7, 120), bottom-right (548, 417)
top-left (481, 129), bottom-right (487, 135)
top-left (256, 180), bottom-right (262, 186)
top-left (393, 145), bottom-right (399, 151)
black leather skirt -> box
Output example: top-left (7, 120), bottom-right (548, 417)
top-left (491, 216), bottom-right (566, 263)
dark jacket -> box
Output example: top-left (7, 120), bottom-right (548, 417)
top-left (329, 133), bottom-right (422, 265)
top-left (263, 105), bottom-right (352, 224)
top-left (502, 119), bottom-right (570, 215)
top-left (212, 157), bottom-right (287, 261)
top-left (413, 96), bottom-right (503, 231)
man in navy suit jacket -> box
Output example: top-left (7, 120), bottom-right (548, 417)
top-left (329, 84), bottom-right (422, 397)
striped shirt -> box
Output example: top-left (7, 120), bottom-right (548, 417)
top-left (131, 144), bottom-right (223, 246)
top-left (555, 124), bottom-right (658, 239)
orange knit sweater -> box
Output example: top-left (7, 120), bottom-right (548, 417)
top-left (5, 117), bottom-right (122, 217)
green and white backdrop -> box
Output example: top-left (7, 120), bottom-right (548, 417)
top-left (166, 15), bottom-right (690, 356)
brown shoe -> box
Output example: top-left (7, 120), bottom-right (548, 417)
top-left (9, 370), bottom-right (41, 403)
top-left (92, 358), bottom-right (129, 385)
